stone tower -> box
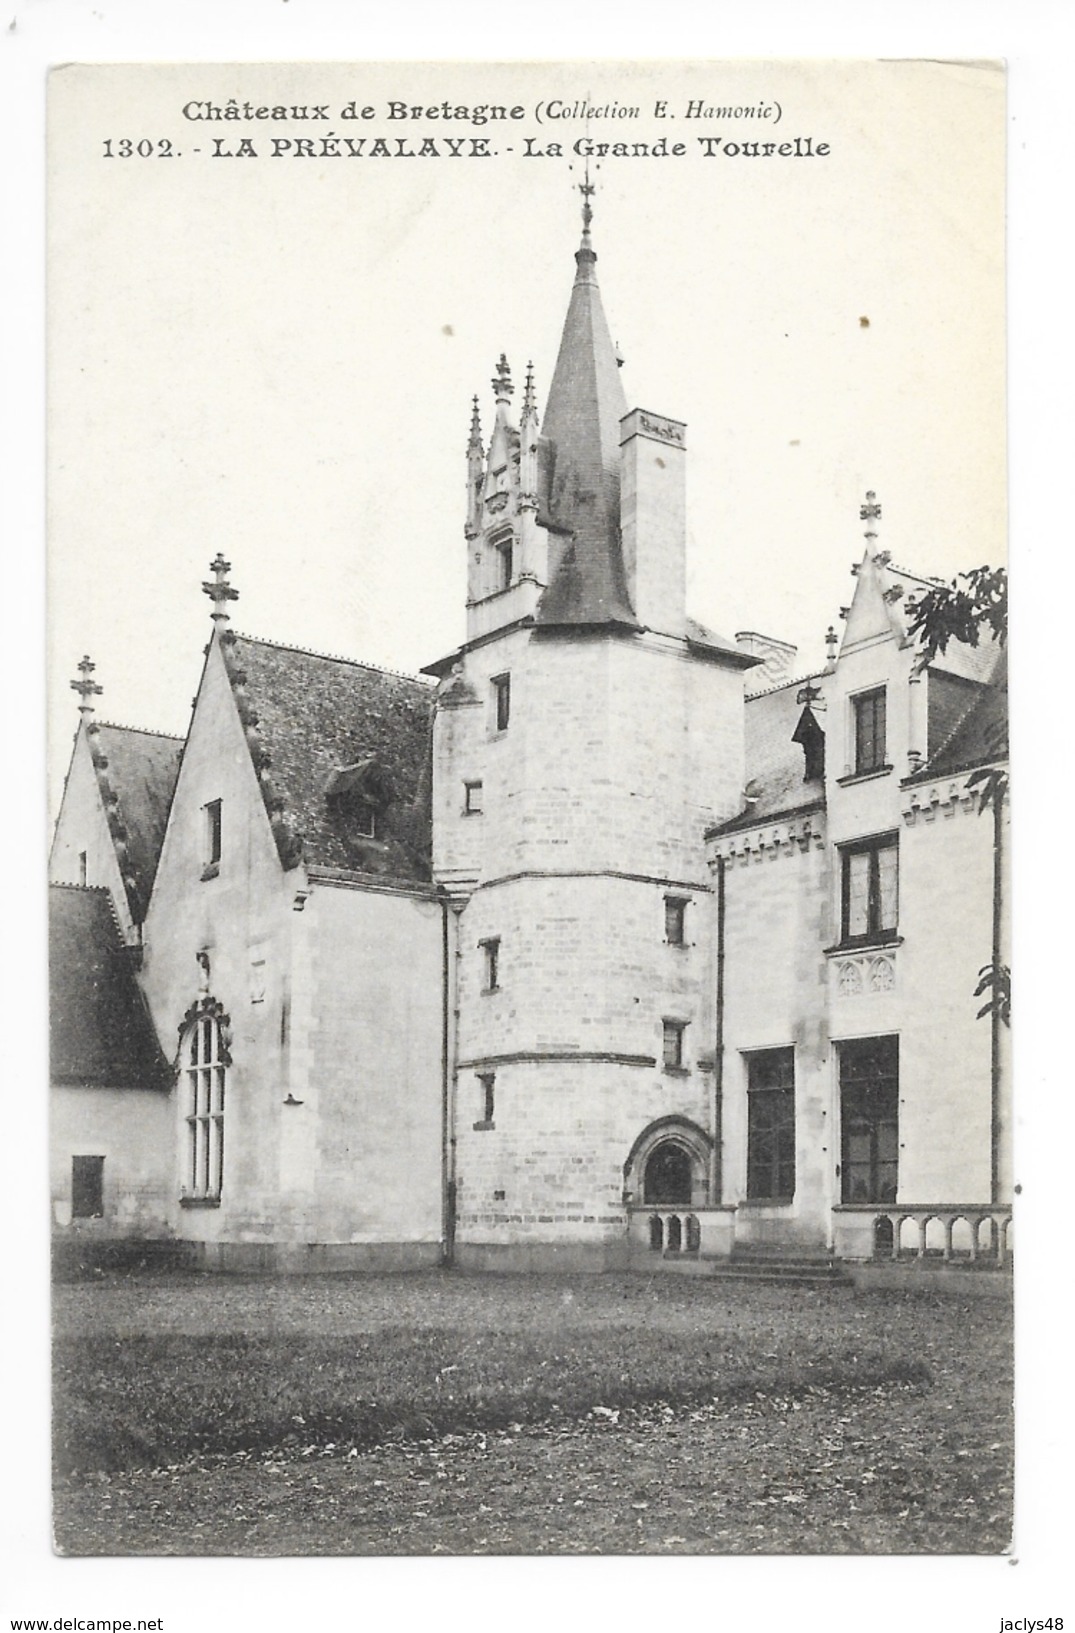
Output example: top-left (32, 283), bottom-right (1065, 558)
top-left (427, 202), bottom-right (756, 1269)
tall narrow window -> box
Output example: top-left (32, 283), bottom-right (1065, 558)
top-left (840, 833), bottom-right (899, 945)
top-left (77, 850), bottom-right (88, 886)
top-left (746, 1049), bottom-right (796, 1202)
top-left (664, 896), bottom-right (688, 946)
top-left (853, 688), bottom-right (887, 775)
top-left (840, 1036), bottom-right (899, 1204)
top-left (662, 1019), bottom-right (687, 1071)
top-left (475, 1072), bottom-right (496, 1129)
top-left (495, 534), bottom-right (514, 592)
top-left (464, 780), bottom-right (483, 815)
top-left (203, 799), bottom-right (222, 877)
top-left (182, 1008), bottom-right (227, 1200)
top-left (71, 1155), bottom-right (104, 1218)
top-left (480, 937), bottom-right (500, 993)
top-left (491, 674), bottom-right (511, 733)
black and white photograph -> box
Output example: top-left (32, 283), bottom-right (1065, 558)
top-left (7, 15), bottom-right (1071, 1624)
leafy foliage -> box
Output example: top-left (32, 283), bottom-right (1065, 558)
top-left (906, 565), bottom-right (1007, 667)
top-left (974, 963), bottom-right (1012, 1027)
top-left (967, 765), bottom-right (1009, 815)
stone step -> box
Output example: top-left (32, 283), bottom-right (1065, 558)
top-left (646, 1253), bottom-right (851, 1287)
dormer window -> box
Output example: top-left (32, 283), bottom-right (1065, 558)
top-left (324, 760), bottom-right (389, 843)
top-left (853, 687), bottom-right (887, 775)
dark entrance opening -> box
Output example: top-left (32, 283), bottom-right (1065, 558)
top-left (643, 1141), bottom-right (693, 1205)
top-left (72, 1154), bottom-right (105, 1219)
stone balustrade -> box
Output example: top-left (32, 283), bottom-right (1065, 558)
top-left (627, 1205), bottom-right (735, 1260)
top-left (833, 1203), bottom-right (1012, 1266)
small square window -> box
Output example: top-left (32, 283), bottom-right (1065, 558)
top-left (72, 1155), bottom-right (104, 1218)
top-left (664, 896), bottom-right (688, 946)
top-left (203, 799), bottom-right (222, 875)
top-left (464, 780), bottom-right (484, 815)
top-left (491, 674), bottom-right (511, 733)
top-left (662, 1019), bottom-right (687, 1072)
top-left (853, 688), bottom-right (887, 775)
top-left (480, 937), bottom-right (500, 993)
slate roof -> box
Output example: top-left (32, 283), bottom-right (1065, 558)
top-left (50, 885), bottom-right (171, 1088)
top-left (535, 233), bottom-right (639, 630)
top-left (222, 634), bottom-right (434, 882)
top-left (87, 724), bottom-right (183, 923)
top-left (686, 616), bottom-right (758, 667)
top-left (909, 661), bottom-right (1008, 784)
top-left (928, 630), bottom-right (1005, 686)
top-left (712, 671), bottom-right (830, 835)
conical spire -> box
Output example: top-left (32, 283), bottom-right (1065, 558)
top-left (537, 180), bottom-right (637, 629)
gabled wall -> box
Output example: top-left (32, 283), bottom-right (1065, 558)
top-left (138, 632), bottom-right (446, 1267)
top-left (50, 726), bottom-right (136, 943)
top-left (139, 635), bottom-right (300, 1246)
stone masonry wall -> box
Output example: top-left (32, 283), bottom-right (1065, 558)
top-left (139, 638), bottom-right (299, 1246)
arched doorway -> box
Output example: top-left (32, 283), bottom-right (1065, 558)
top-left (624, 1116), bottom-right (712, 1209)
top-left (643, 1140), bottom-right (694, 1204)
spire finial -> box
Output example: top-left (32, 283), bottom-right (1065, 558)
top-left (860, 489), bottom-right (882, 548)
top-left (202, 553), bottom-right (239, 624)
top-left (71, 654), bottom-right (103, 717)
top-left (521, 361), bottom-right (537, 425)
top-left (825, 625), bottom-right (839, 664)
top-left (468, 394), bottom-right (483, 451)
top-left (491, 354), bottom-right (514, 403)
top-left (571, 151), bottom-right (599, 284)
top-left (579, 151), bottom-right (595, 243)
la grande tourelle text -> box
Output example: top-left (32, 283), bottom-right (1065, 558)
top-left (154, 135), bottom-right (830, 161)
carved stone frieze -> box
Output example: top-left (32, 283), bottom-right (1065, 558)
top-left (833, 950), bottom-right (897, 997)
top-left (710, 815), bottom-right (825, 867)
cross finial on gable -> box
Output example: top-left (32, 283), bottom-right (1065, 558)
top-left (71, 654), bottom-right (103, 716)
top-left (202, 554), bottom-right (240, 623)
top-left (860, 490), bottom-right (882, 549)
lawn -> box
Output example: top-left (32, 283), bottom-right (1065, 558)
top-left (52, 1269), bottom-right (1013, 1555)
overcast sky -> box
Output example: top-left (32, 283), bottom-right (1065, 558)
top-left (48, 59), bottom-right (1004, 810)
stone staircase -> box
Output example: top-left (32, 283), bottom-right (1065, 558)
top-left (654, 1242), bottom-right (852, 1289)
